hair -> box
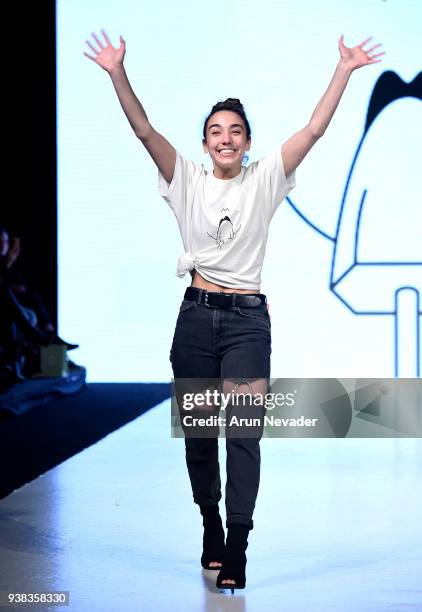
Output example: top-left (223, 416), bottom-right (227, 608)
top-left (202, 98), bottom-right (251, 141)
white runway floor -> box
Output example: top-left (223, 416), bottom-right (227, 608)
top-left (1, 398), bottom-right (421, 612)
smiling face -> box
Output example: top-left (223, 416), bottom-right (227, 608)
top-left (203, 110), bottom-right (251, 179)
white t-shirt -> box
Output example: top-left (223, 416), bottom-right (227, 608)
top-left (158, 148), bottom-right (296, 290)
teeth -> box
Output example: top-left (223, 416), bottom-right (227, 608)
top-left (219, 149), bottom-right (235, 154)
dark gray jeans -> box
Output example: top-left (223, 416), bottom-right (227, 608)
top-left (170, 288), bottom-right (271, 529)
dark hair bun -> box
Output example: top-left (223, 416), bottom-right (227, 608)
top-left (212, 98), bottom-right (243, 112)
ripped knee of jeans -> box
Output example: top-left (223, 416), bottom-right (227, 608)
top-left (222, 377), bottom-right (268, 438)
top-left (222, 377), bottom-right (269, 408)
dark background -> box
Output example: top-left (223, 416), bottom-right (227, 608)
top-left (5, 0), bottom-right (57, 328)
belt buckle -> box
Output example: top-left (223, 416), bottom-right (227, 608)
top-left (204, 292), bottom-right (210, 306)
top-left (219, 293), bottom-right (232, 308)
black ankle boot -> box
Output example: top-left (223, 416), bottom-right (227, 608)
top-left (216, 523), bottom-right (250, 592)
top-left (200, 504), bottom-right (225, 570)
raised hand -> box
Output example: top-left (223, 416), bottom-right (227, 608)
top-left (84, 30), bottom-right (126, 73)
top-left (338, 35), bottom-right (385, 71)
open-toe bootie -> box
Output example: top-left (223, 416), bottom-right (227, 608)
top-left (200, 504), bottom-right (226, 570)
top-left (216, 523), bottom-right (250, 592)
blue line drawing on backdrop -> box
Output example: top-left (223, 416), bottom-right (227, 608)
top-left (287, 71), bottom-right (422, 377)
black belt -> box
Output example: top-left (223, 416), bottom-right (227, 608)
top-left (184, 286), bottom-right (267, 308)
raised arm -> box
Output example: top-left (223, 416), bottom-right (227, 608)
top-left (281, 35), bottom-right (385, 177)
top-left (84, 30), bottom-right (176, 183)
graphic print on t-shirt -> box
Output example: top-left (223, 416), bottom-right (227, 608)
top-left (207, 207), bottom-right (241, 249)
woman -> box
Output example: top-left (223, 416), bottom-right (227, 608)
top-left (84, 31), bottom-right (384, 592)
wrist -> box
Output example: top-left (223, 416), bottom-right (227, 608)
top-left (109, 64), bottom-right (125, 79)
top-left (337, 59), bottom-right (354, 76)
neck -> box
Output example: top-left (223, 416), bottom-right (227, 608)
top-left (213, 164), bottom-right (242, 180)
